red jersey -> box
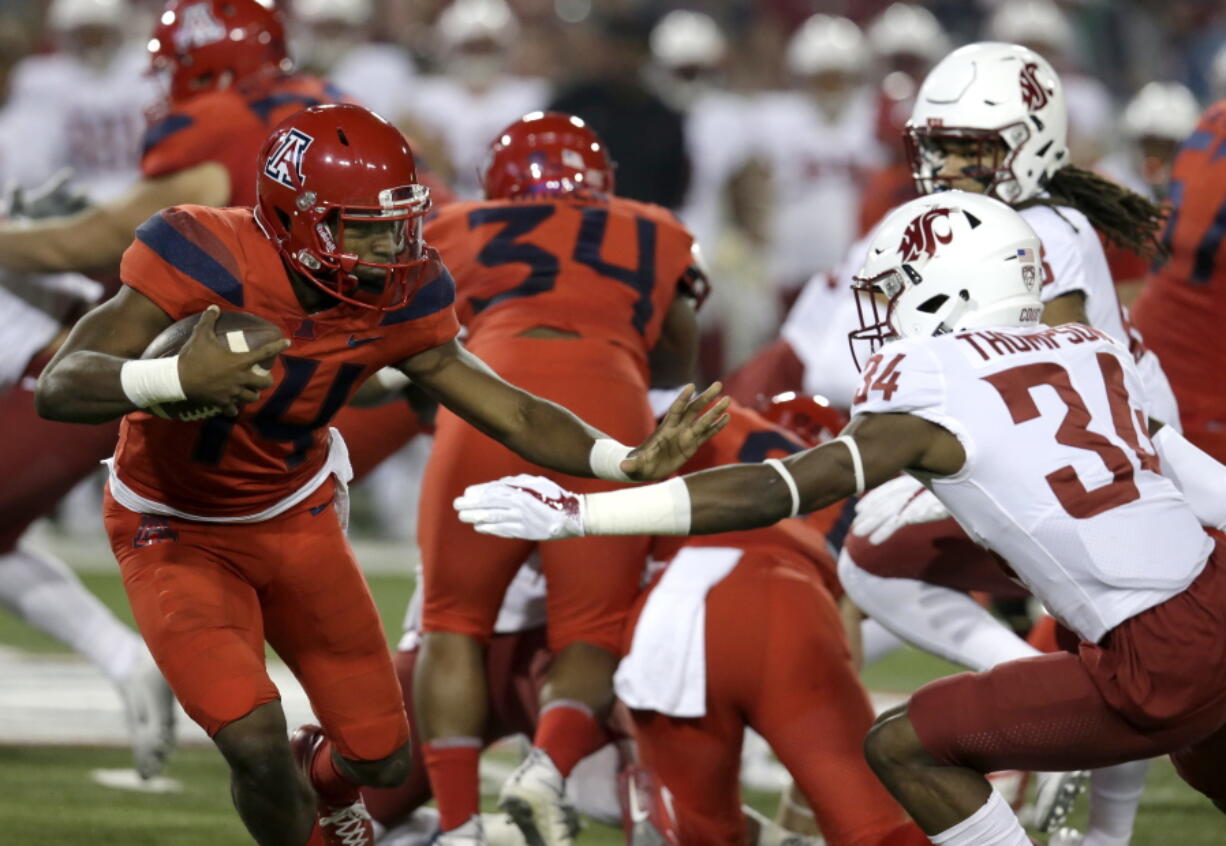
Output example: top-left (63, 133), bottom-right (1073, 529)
top-left (141, 73), bottom-right (347, 207)
top-left (652, 401), bottom-right (841, 597)
top-left (425, 196), bottom-right (695, 377)
top-left (113, 205), bottom-right (459, 517)
top-left (1133, 100), bottom-right (1226, 404)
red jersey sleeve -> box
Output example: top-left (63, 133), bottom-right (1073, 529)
top-left (373, 249), bottom-right (461, 360)
top-left (140, 92), bottom-right (260, 180)
top-left (120, 206), bottom-right (249, 320)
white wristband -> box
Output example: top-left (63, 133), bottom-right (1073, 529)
top-left (590, 438), bottom-right (634, 482)
top-left (120, 356), bottom-right (185, 409)
top-left (581, 477), bottom-right (691, 535)
top-left (833, 435), bottom-right (866, 495)
top-left (765, 458), bottom-right (801, 518)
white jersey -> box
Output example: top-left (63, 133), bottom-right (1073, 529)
top-left (7, 47), bottom-right (157, 202)
top-left (780, 202), bottom-right (1180, 424)
top-left (753, 89), bottom-right (885, 290)
top-left (851, 325), bottom-right (1212, 642)
top-left (676, 90), bottom-right (755, 256)
top-left (394, 76), bottom-right (548, 199)
top-left (1020, 203), bottom-right (1179, 427)
top-left (327, 44), bottom-right (417, 125)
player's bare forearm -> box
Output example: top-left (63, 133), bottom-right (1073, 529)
top-left (401, 340), bottom-right (609, 476)
top-left (0, 163), bottom-right (229, 275)
top-left (36, 287), bottom-right (173, 423)
top-left (685, 413), bottom-right (952, 534)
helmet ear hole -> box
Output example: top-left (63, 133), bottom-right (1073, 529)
top-left (917, 294), bottom-right (949, 314)
top-left (274, 208), bottom-right (291, 229)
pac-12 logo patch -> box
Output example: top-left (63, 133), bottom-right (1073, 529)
top-left (264, 129), bottom-right (314, 189)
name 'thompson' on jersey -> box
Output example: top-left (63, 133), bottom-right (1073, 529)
top-left (113, 204), bottom-right (458, 518)
top-left (851, 325), bottom-right (1212, 642)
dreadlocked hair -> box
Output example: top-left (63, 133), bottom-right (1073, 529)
top-left (1018, 165), bottom-right (1166, 260)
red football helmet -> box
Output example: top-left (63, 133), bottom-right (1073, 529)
top-left (255, 104), bottom-right (432, 312)
top-left (758, 392), bottom-right (848, 448)
top-left (482, 111), bottom-right (615, 201)
top-left (148, 0), bottom-right (289, 103)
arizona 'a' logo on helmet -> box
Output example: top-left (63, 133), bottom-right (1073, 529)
top-left (263, 129), bottom-right (314, 189)
top-left (897, 208), bottom-right (953, 262)
top-left (173, 2), bottom-right (227, 51)
top-left (1019, 62), bottom-right (1050, 111)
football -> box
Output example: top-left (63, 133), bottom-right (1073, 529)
top-left (140, 310), bottom-right (284, 421)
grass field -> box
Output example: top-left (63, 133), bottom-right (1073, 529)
top-left (0, 539), bottom-right (1221, 844)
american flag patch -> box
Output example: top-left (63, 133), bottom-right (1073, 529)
top-left (1017, 248), bottom-right (1035, 260)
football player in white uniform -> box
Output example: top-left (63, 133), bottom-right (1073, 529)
top-left (754, 14), bottom-right (885, 301)
top-left (455, 191), bottom-right (1226, 846)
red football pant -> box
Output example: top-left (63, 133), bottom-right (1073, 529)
top-left (630, 548), bottom-right (908, 846)
top-left (331, 401), bottom-right (427, 486)
top-left (911, 538), bottom-right (1226, 802)
top-left (104, 482), bottom-right (408, 761)
top-left (419, 337), bottom-right (654, 653)
top-left (0, 362), bottom-right (119, 553)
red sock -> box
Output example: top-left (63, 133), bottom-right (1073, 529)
top-left (533, 701), bottom-right (608, 777)
top-left (309, 739), bottom-right (360, 808)
top-left (423, 739), bottom-right (481, 831)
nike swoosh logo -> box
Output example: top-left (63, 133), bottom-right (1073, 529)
top-left (347, 334), bottom-right (382, 348)
top-left (309, 503), bottom-right (331, 516)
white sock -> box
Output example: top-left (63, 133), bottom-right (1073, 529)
top-left (930, 790), bottom-right (1030, 845)
top-left (1084, 760), bottom-right (1148, 846)
top-left (0, 547), bottom-right (143, 684)
top-left (861, 618), bottom-right (906, 666)
top-left (838, 551), bottom-right (1041, 672)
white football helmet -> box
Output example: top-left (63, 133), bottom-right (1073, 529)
top-left (984, 0), bottom-right (1074, 61)
top-left (48, 0), bottom-right (126, 31)
top-left (849, 191), bottom-right (1043, 366)
top-left (906, 42), bottom-right (1068, 204)
top-left (650, 10), bottom-right (726, 69)
top-left (293, 0), bottom-right (372, 27)
top-left (867, 3), bottom-right (950, 65)
top-left (1121, 82), bottom-right (1201, 143)
top-left (786, 14), bottom-right (869, 78)
top-left (437, 0), bottom-right (517, 51)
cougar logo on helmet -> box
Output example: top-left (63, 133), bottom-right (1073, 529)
top-left (1019, 62), bottom-right (1050, 111)
top-left (897, 208), bottom-right (954, 262)
top-left (264, 129), bottom-right (314, 190)
top-left (173, 3), bottom-right (226, 51)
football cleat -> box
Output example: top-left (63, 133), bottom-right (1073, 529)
top-left (498, 748), bottom-right (581, 846)
top-left (1047, 828), bottom-right (1085, 846)
top-left (1031, 770), bottom-right (1089, 833)
top-left (292, 723), bottom-right (375, 846)
top-left (119, 654), bottom-right (177, 780)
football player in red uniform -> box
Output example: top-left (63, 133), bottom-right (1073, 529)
top-left (35, 104), bottom-right (725, 846)
top-left (0, 0), bottom-right (348, 784)
top-left (413, 111), bottom-right (710, 845)
top-left (622, 394), bottom-right (928, 846)
top-left (1133, 100), bottom-right (1226, 464)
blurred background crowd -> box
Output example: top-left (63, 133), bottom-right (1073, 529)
top-left (1, 0), bottom-right (1224, 540)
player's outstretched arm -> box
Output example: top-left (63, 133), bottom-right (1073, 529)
top-left (456, 412), bottom-right (962, 540)
top-left (0, 163), bottom-right (228, 275)
top-left (398, 339), bottom-right (730, 481)
top-left (36, 298), bottom-right (286, 424)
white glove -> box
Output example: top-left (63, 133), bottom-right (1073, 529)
top-left (851, 475), bottom-right (949, 545)
top-left (454, 474), bottom-right (585, 540)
